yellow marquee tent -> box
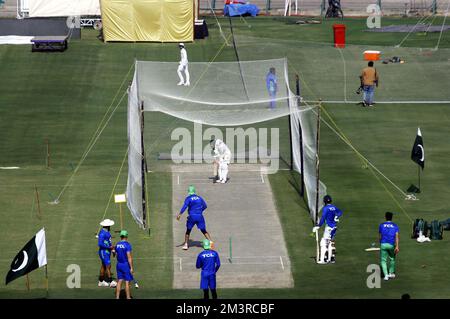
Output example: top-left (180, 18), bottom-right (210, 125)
top-left (100, 0), bottom-right (194, 42)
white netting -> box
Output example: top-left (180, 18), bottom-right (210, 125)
top-left (127, 71), bottom-right (145, 228)
top-left (137, 59), bottom-right (292, 126)
top-left (127, 58), bottom-right (326, 227)
top-left (290, 96), bottom-right (327, 222)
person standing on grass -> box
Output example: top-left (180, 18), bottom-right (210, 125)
top-left (379, 212), bottom-right (399, 281)
top-left (98, 219), bottom-right (117, 288)
top-left (266, 67), bottom-right (278, 109)
top-left (196, 239), bottom-right (221, 299)
top-left (312, 195), bottom-right (343, 264)
top-left (177, 43), bottom-right (190, 86)
top-left (360, 61), bottom-right (379, 107)
top-left (177, 185), bottom-right (212, 250)
top-left (114, 230), bottom-right (134, 299)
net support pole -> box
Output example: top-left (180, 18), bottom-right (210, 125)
top-left (140, 101), bottom-right (148, 230)
top-left (295, 75), bottom-right (305, 197)
top-left (314, 100), bottom-right (322, 263)
top-left (314, 100), bottom-right (322, 226)
top-left (227, 14), bottom-right (250, 101)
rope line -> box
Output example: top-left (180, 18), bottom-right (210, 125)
top-left (55, 91), bottom-right (127, 202)
top-left (97, 147), bottom-right (129, 235)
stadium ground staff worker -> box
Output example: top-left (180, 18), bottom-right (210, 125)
top-left (98, 219), bottom-right (117, 288)
top-left (177, 185), bottom-right (212, 250)
top-left (266, 67), bottom-right (278, 109)
top-left (114, 230), bottom-right (134, 299)
top-left (196, 239), bottom-right (221, 299)
top-left (312, 195), bottom-right (343, 264)
top-left (379, 212), bottom-right (399, 281)
top-left (177, 43), bottom-right (190, 86)
top-left (360, 61), bottom-right (379, 107)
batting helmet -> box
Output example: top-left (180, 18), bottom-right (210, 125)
top-left (323, 195), bottom-right (332, 204)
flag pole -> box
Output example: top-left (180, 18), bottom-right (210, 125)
top-left (45, 265), bottom-right (49, 298)
top-left (418, 165), bottom-right (421, 192)
top-left (26, 274), bottom-right (30, 291)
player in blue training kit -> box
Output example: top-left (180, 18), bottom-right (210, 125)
top-left (98, 219), bottom-right (117, 287)
top-left (196, 239), bottom-right (221, 299)
top-left (379, 212), bottom-right (399, 281)
top-left (266, 67), bottom-right (278, 109)
top-left (176, 185), bottom-right (212, 250)
top-left (114, 230), bottom-right (134, 299)
top-left (313, 195), bottom-right (343, 264)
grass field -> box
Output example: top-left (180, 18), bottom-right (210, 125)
top-left (0, 16), bottom-right (449, 299)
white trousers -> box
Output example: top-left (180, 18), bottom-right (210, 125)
top-left (218, 161), bottom-right (228, 181)
top-left (177, 64), bottom-right (190, 84)
top-left (319, 226), bottom-right (335, 262)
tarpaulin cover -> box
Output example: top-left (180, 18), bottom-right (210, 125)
top-left (101, 0), bottom-right (193, 42)
top-left (224, 4), bottom-right (260, 17)
top-left (29, 0), bottom-right (100, 17)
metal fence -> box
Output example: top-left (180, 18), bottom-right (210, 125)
top-left (200, 0), bottom-right (445, 16)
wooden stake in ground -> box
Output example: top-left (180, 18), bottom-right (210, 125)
top-left (45, 139), bottom-right (50, 169)
top-left (35, 185), bottom-right (42, 219)
top-left (114, 194), bottom-right (127, 230)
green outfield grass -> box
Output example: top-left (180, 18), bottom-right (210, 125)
top-left (0, 16), bottom-right (449, 299)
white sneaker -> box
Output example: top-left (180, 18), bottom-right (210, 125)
top-left (134, 282), bottom-right (139, 289)
top-left (220, 179), bottom-right (226, 184)
top-left (317, 260), bottom-right (328, 264)
top-left (182, 243), bottom-right (188, 250)
top-left (184, 82), bottom-right (190, 86)
top-left (384, 276), bottom-right (389, 281)
top-left (109, 280), bottom-right (117, 288)
top-left (98, 280), bottom-right (109, 287)
top-left (177, 81), bottom-right (184, 86)
top-left (388, 273), bottom-right (396, 279)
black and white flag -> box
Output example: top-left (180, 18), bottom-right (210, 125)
top-left (411, 127), bottom-right (424, 169)
top-left (5, 228), bottom-right (47, 285)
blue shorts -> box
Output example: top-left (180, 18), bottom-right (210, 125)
top-left (116, 262), bottom-right (134, 281)
top-left (187, 215), bottom-right (206, 233)
top-left (200, 274), bottom-right (216, 290)
top-left (99, 250), bottom-right (111, 266)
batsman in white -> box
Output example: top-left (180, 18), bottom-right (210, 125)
top-left (210, 139), bottom-right (231, 184)
top-left (312, 195), bottom-right (343, 264)
top-left (177, 43), bottom-right (190, 86)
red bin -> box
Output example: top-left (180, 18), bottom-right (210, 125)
top-left (332, 24), bottom-right (346, 48)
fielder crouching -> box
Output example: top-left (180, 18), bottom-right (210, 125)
top-left (312, 195), bottom-right (343, 264)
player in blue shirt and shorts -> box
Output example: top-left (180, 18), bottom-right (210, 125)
top-left (98, 219), bottom-right (117, 287)
top-left (114, 230), bottom-right (134, 299)
top-left (196, 239), bottom-right (221, 299)
top-left (379, 212), bottom-right (399, 281)
top-left (176, 185), bottom-right (212, 250)
top-left (313, 195), bottom-right (343, 264)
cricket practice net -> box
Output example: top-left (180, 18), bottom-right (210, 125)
top-left (127, 58), bottom-right (326, 228)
